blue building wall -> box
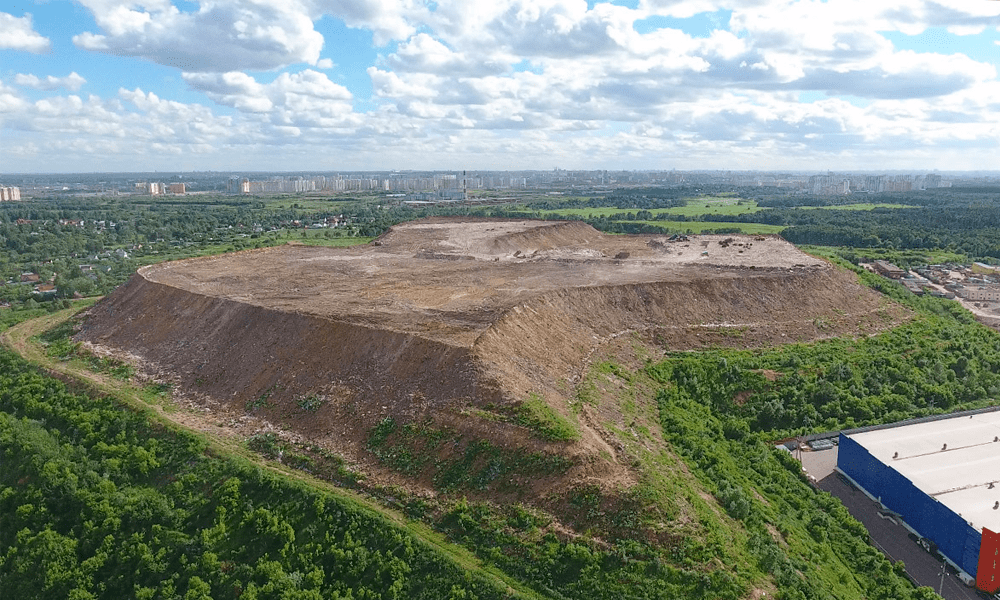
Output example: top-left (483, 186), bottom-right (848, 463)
top-left (837, 432), bottom-right (982, 576)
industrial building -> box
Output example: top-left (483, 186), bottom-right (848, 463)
top-left (837, 410), bottom-right (1000, 593)
top-left (961, 285), bottom-right (1000, 303)
top-left (873, 260), bottom-right (906, 279)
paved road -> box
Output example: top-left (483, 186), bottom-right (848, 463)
top-left (802, 446), bottom-right (986, 600)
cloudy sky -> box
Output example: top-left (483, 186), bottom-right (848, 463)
top-left (1, 0), bottom-right (999, 173)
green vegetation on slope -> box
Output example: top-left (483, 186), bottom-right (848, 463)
top-left (651, 266), bottom-right (998, 437)
top-left (365, 416), bottom-right (575, 493)
top-left (652, 389), bottom-right (938, 600)
top-left (636, 266), bottom-right (1000, 599)
top-left (0, 342), bottom-right (542, 599)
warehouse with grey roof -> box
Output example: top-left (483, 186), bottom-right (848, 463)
top-left (837, 409), bottom-right (1000, 593)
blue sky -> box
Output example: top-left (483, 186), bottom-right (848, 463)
top-left (1, 0), bottom-right (999, 173)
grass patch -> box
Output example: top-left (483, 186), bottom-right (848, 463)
top-left (512, 394), bottom-right (580, 441)
top-left (246, 384), bottom-right (279, 411)
top-left (366, 417), bottom-right (575, 492)
top-left (264, 195), bottom-right (378, 211)
top-left (620, 220), bottom-right (786, 234)
top-left (138, 381), bottom-right (175, 412)
top-left (536, 198), bottom-right (765, 219)
top-left (0, 307), bottom-right (54, 332)
top-left (262, 198), bottom-right (362, 210)
top-left (574, 361), bottom-right (635, 411)
top-left (283, 234), bottom-right (374, 247)
top-left (247, 431), bottom-right (363, 486)
top-left (467, 397), bottom-right (581, 442)
top-left (38, 318), bottom-right (80, 359)
top-left (37, 315), bottom-right (136, 381)
top-left (296, 394), bottom-right (325, 412)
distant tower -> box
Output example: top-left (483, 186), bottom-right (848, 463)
top-left (463, 170), bottom-right (468, 201)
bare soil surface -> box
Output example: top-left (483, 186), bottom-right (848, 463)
top-left (956, 298), bottom-right (1000, 331)
top-left (76, 217), bottom-right (907, 504)
top-left (133, 219), bottom-right (827, 344)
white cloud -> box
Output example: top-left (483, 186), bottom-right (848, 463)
top-left (183, 69), bottom-right (355, 130)
top-left (181, 71), bottom-right (274, 112)
top-left (0, 85), bottom-right (246, 172)
top-left (0, 79), bottom-right (30, 113)
top-left (947, 25), bottom-right (986, 36)
top-left (73, 0), bottom-right (325, 71)
top-left (385, 33), bottom-right (508, 77)
top-left (366, 0), bottom-right (996, 141)
top-left (369, 67), bottom-right (439, 100)
top-left (5, 0), bottom-right (1000, 172)
top-left (14, 72), bottom-right (88, 92)
top-left (309, 0), bottom-right (425, 45)
top-left (638, 0), bottom-right (768, 19)
top-left (428, 0), bottom-right (635, 61)
top-left (69, 0), bottom-right (431, 72)
top-left (0, 12), bottom-right (51, 53)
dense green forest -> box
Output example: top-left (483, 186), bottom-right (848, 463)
top-left (0, 339), bottom-right (536, 599)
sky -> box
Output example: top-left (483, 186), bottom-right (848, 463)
top-left (1, 0), bottom-right (999, 173)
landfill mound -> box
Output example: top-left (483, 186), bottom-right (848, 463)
top-left (485, 220), bottom-right (601, 254)
top-left (77, 218), bottom-right (901, 494)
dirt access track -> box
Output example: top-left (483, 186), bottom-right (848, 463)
top-left (77, 218), bottom-right (902, 496)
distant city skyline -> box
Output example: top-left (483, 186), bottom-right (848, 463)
top-left (2, 1), bottom-right (999, 173)
top-left (9, 168), bottom-right (1000, 200)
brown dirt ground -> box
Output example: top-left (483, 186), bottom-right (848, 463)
top-left (75, 217), bottom-right (909, 503)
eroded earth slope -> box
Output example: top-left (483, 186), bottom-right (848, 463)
top-left (77, 218), bottom-right (905, 499)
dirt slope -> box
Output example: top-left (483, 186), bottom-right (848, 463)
top-left (475, 265), bottom-right (890, 405)
top-left (77, 218), bottom-right (905, 499)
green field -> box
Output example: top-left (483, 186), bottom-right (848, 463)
top-left (536, 197), bottom-right (764, 219)
top-left (263, 197), bottom-right (368, 210)
top-left (519, 195), bottom-right (595, 204)
top-left (622, 220), bottom-right (786, 234)
top-left (274, 231), bottom-right (375, 247)
top-left (292, 236), bottom-right (375, 247)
